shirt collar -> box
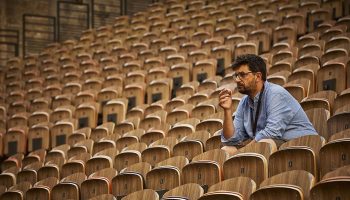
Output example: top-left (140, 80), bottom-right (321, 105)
top-left (248, 81), bottom-right (267, 108)
top-left (248, 92), bottom-right (261, 108)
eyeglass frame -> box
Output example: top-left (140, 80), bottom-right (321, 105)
top-left (232, 71), bottom-right (256, 80)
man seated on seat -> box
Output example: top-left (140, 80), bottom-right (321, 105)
top-left (219, 54), bottom-right (317, 155)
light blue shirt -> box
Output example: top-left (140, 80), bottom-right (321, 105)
top-left (221, 81), bottom-right (318, 146)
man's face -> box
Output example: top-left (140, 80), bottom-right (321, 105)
top-left (233, 64), bottom-right (257, 95)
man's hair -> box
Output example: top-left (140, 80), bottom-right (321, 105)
top-left (231, 54), bottom-right (267, 81)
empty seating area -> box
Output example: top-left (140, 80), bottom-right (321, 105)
top-left (0, 0), bottom-right (350, 199)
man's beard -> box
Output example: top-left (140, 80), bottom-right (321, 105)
top-left (237, 83), bottom-right (250, 95)
top-left (237, 77), bottom-right (257, 96)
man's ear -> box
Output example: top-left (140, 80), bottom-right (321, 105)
top-left (256, 72), bottom-right (261, 80)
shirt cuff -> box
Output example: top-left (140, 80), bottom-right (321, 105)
top-left (254, 132), bottom-right (266, 142)
top-left (220, 129), bottom-right (242, 146)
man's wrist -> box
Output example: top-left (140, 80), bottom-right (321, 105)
top-left (224, 108), bottom-right (232, 114)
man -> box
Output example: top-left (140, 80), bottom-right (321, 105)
top-left (219, 54), bottom-right (317, 155)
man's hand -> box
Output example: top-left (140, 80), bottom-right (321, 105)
top-left (219, 88), bottom-right (233, 110)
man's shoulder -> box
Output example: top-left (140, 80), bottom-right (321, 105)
top-left (266, 81), bottom-right (288, 95)
top-left (266, 81), bottom-right (301, 107)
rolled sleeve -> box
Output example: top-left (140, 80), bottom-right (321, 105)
top-left (220, 128), bottom-right (245, 146)
top-left (255, 93), bottom-right (297, 142)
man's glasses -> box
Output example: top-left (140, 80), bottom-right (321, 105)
top-left (232, 71), bottom-right (254, 80)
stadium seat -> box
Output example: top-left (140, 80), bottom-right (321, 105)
top-left (288, 67), bottom-right (316, 95)
top-left (4, 127), bottom-right (27, 156)
top-left (273, 24), bottom-right (298, 45)
top-left (97, 88), bottom-right (120, 107)
top-left (308, 8), bottom-right (332, 32)
top-left (140, 129), bottom-right (165, 146)
top-left (195, 112), bottom-right (223, 135)
top-left (75, 102), bottom-right (100, 129)
top-left (317, 60), bottom-right (346, 94)
top-left (305, 108), bottom-right (330, 140)
top-left (234, 41), bottom-right (259, 59)
top-left (208, 176), bottom-right (256, 200)
top-left (123, 83), bottom-right (146, 111)
top-left (248, 28), bottom-right (272, 54)
top-left (114, 142), bottom-right (147, 172)
top-left (22, 149), bottom-right (45, 169)
top-left (191, 99), bottom-right (218, 121)
top-left (198, 76), bottom-right (222, 92)
top-left (225, 33), bottom-right (246, 50)
top-left (0, 170), bottom-right (17, 190)
top-left (269, 135), bottom-right (324, 180)
top-left (327, 112), bottom-right (350, 137)
top-left (182, 149), bottom-right (228, 191)
top-left (139, 110), bottom-right (167, 131)
top-left (45, 144), bottom-right (69, 168)
top-left (126, 104), bottom-right (148, 121)
top-left (50, 105), bottom-right (75, 123)
top-left (121, 189), bottom-right (159, 200)
top-left (284, 78), bottom-right (311, 102)
top-left (61, 153), bottom-right (90, 178)
top-left (147, 78), bottom-right (172, 104)
top-left (251, 180), bottom-right (303, 200)
top-left (165, 95), bottom-right (190, 113)
top-left (80, 168), bottom-right (117, 200)
top-left (166, 104), bottom-right (194, 126)
top-left (322, 164), bottom-right (350, 180)
top-left (7, 112), bottom-right (29, 129)
top-left (284, 13), bottom-right (307, 35)
top-left (16, 161), bottom-right (42, 185)
top-left (68, 139), bottom-right (93, 158)
top-left (334, 88), bottom-right (350, 113)
top-left (68, 127), bottom-right (91, 146)
top-left (27, 124), bottom-right (51, 152)
top-left (236, 22), bottom-right (257, 36)
top-left (146, 156), bottom-right (188, 195)
top-left (25, 177), bottom-right (58, 200)
top-left (90, 122), bottom-right (115, 142)
top-left (85, 148), bottom-right (117, 176)
top-left (162, 183), bottom-right (204, 200)
top-left (112, 162), bottom-right (151, 199)
top-left (173, 130), bottom-right (210, 161)
top-left (1, 181), bottom-right (31, 200)
top-left (142, 137), bottom-right (178, 167)
top-left (329, 129), bottom-right (350, 141)
top-left (300, 90), bottom-right (337, 114)
top-left (51, 173), bottom-right (86, 199)
top-left (115, 129), bottom-right (142, 151)
top-left (319, 139), bottom-right (350, 178)
top-left (37, 164), bottom-right (60, 181)
top-left (223, 142), bottom-right (273, 185)
top-left (125, 70), bottom-right (146, 86)
top-left (28, 110), bottom-right (51, 127)
top-left (198, 191), bottom-right (243, 200)
top-left (176, 81), bottom-right (199, 97)
top-left (168, 118), bottom-right (199, 140)
top-left (51, 119), bottom-right (76, 148)
top-left (310, 178), bottom-right (350, 200)
top-left (259, 17), bottom-right (281, 33)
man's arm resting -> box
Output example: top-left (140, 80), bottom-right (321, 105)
top-left (222, 109), bottom-right (235, 140)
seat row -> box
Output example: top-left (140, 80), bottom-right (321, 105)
top-left (1, 133), bottom-right (349, 199)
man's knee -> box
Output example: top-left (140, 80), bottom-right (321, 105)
top-left (221, 145), bottom-right (238, 156)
